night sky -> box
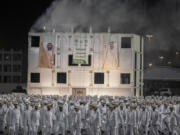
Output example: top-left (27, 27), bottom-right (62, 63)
top-left (0, 0), bottom-right (52, 49)
top-left (0, 0), bottom-right (177, 49)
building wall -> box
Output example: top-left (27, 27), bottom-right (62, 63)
top-left (0, 49), bottom-right (26, 93)
top-left (28, 32), bottom-right (144, 97)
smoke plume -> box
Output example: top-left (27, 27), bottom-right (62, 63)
top-left (31, 0), bottom-right (180, 66)
top-left (31, 0), bottom-right (148, 33)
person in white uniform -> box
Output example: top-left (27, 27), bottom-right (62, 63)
top-left (43, 104), bottom-right (56, 135)
top-left (117, 104), bottom-right (126, 135)
top-left (107, 104), bottom-right (118, 135)
top-left (138, 105), bottom-right (149, 135)
top-left (149, 105), bottom-right (160, 135)
top-left (54, 105), bottom-right (66, 135)
top-left (31, 104), bottom-right (40, 135)
top-left (126, 105), bottom-right (138, 135)
top-left (10, 102), bottom-right (21, 135)
top-left (21, 104), bottom-right (31, 135)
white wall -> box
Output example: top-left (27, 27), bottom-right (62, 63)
top-left (28, 32), bottom-right (143, 97)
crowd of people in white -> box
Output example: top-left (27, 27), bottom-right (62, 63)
top-left (0, 94), bottom-right (179, 135)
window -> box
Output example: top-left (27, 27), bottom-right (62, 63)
top-left (121, 73), bottom-right (130, 84)
top-left (68, 55), bottom-right (78, 66)
top-left (68, 55), bottom-right (92, 66)
top-left (135, 52), bottom-right (137, 69)
top-left (121, 37), bottom-right (131, 48)
top-left (94, 73), bottom-right (104, 84)
top-left (4, 54), bottom-right (11, 61)
top-left (13, 65), bottom-right (21, 72)
top-left (13, 76), bottom-right (21, 83)
top-left (140, 54), bottom-right (142, 70)
top-left (4, 76), bottom-right (11, 83)
top-left (31, 36), bottom-right (40, 47)
top-left (134, 71), bottom-right (136, 84)
top-left (31, 73), bottom-right (40, 83)
top-left (4, 65), bottom-right (11, 72)
top-left (57, 72), bottom-right (67, 84)
top-left (81, 55), bottom-right (92, 66)
top-left (13, 54), bottom-right (21, 61)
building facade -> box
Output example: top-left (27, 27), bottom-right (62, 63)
top-left (144, 66), bottom-right (180, 96)
top-left (0, 49), bottom-right (26, 93)
top-left (28, 32), bottom-right (144, 97)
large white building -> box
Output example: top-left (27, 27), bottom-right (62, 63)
top-left (28, 31), bottom-right (144, 97)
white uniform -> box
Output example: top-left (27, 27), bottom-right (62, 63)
top-left (149, 110), bottom-right (160, 135)
top-left (10, 107), bottom-right (21, 135)
top-left (126, 110), bottom-right (138, 135)
top-left (138, 109), bottom-right (149, 135)
top-left (40, 106), bottom-right (47, 133)
top-left (21, 109), bottom-right (31, 135)
top-left (44, 109), bottom-right (56, 135)
top-left (54, 110), bottom-right (66, 135)
top-left (19, 103), bottom-right (25, 114)
top-left (31, 109), bottom-right (40, 135)
top-left (107, 109), bottom-right (118, 135)
top-left (0, 94), bottom-right (179, 135)
top-left (117, 108), bottom-right (126, 135)
top-left (163, 112), bottom-right (180, 135)
top-left (4, 106), bottom-right (12, 134)
top-left (89, 109), bottom-right (101, 135)
top-left (71, 110), bottom-right (82, 135)
top-left (80, 104), bottom-right (88, 129)
top-left (0, 106), bottom-right (7, 132)
top-left (0, 106), bottom-right (5, 132)
top-left (63, 102), bottom-right (69, 115)
top-left (174, 103), bottom-right (180, 116)
top-left (100, 105), bottom-right (107, 132)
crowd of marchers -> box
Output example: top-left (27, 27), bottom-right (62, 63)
top-left (0, 95), bottom-right (180, 135)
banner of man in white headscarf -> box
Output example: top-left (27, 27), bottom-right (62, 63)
top-left (102, 35), bottom-right (118, 70)
top-left (38, 34), bottom-right (55, 68)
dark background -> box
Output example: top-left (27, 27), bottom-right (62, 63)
top-left (0, 0), bottom-right (52, 49)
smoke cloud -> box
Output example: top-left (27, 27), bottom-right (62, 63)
top-left (31, 0), bottom-right (147, 33)
top-left (31, 0), bottom-right (180, 66)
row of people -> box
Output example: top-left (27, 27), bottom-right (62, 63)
top-left (0, 95), bottom-right (179, 135)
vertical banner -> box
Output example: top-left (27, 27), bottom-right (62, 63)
top-left (56, 35), bottom-right (61, 68)
top-left (38, 33), bottom-right (56, 69)
top-left (73, 36), bottom-right (89, 64)
top-left (38, 42), bottom-right (53, 68)
top-left (102, 34), bottom-right (118, 70)
top-left (47, 42), bottom-right (55, 65)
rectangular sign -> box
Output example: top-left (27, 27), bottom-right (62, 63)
top-left (73, 38), bottom-right (89, 64)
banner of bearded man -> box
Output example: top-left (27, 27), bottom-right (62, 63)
top-left (102, 35), bottom-right (119, 70)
